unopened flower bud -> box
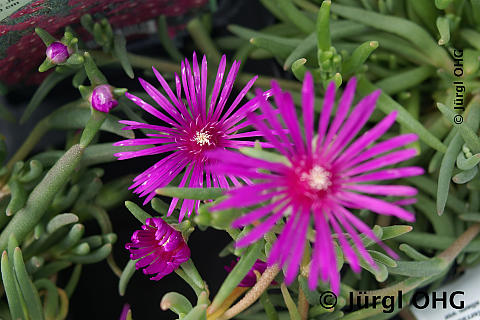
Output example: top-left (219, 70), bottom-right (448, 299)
top-left (45, 42), bottom-right (71, 64)
top-left (90, 84), bottom-right (118, 113)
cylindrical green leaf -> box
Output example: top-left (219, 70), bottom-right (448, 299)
top-left (280, 283), bottom-right (301, 320)
top-left (113, 34), bottom-right (134, 79)
top-left (277, 0), bottom-right (315, 33)
top-left (316, 0), bottom-right (331, 51)
top-left (331, 3), bottom-right (451, 70)
top-left (368, 250), bottom-right (397, 268)
top-left (374, 66), bottom-right (434, 95)
top-left (436, 16), bottom-right (450, 45)
top-left (46, 213), bottom-right (79, 234)
top-left (156, 187), bottom-right (225, 200)
top-left (54, 224), bottom-right (85, 253)
top-left (399, 244), bottom-right (430, 261)
top-left (35, 28), bottom-right (56, 46)
top-left (249, 37), bottom-right (293, 60)
top-left (79, 235), bottom-right (103, 250)
top-left (453, 166), bottom-right (478, 184)
top-left (0, 144), bottom-right (85, 251)
top-left (291, 58), bottom-right (308, 82)
top-left (61, 243), bottom-right (111, 264)
top-left (83, 52), bottom-right (107, 86)
top-left (65, 264), bottom-right (82, 298)
top-left (18, 160), bottom-right (43, 183)
top-left (407, 0), bottom-right (438, 34)
top-left (125, 201), bottom-right (152, 224)
top-left (388, 259), bottom-right (445, 277)
top-left (180, 260), bottom-right (205, 290)
top-left (1, 251), bottom-right (26, 320)
top-left (33, 261), bottom-right (72, 280)
top-left (437, 132), bottom-right (463, 215)
top-left (6, 180), bottom-right (27, 216)
top-left (160, 292), bottom-right (193, 316)
top-left (342, 40), bottom-right (378, 75)
top-left (71, 242), bottom-right (90, 255)
top-left (13, 248), bottom-right (46, 320)
top-left (457, 152), bottom-right (480, 170)
top-left (460, 212), bottom-right (480, 222)
top-left (34, 279), bottom-right (59, 320)
top-left (181, 304), bottom-right (207, 320)
top-left (119, 259), bottom-right (136, 296)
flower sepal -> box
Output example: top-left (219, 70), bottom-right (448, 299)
top-left (112, 88), bottom-right (128, 99)
top-left (35, 27), bottom-right (56, 47)
top-left (78, 85), bottom-right (92, 101)
top-left (38, 59), bottom-right (56, 73)
top-left (66, 53), bottom-right (85, 66)
top-left (93, 18), bottom-right (114, 51)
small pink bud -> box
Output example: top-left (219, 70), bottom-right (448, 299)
top-left (90, 84), bottom-right (118, 113)
top-left (45, 42), bottom-right (71, 64)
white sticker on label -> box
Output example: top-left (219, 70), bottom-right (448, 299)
top-left (410, 264), bottom-right (480, 320)
top-left (0, 0), bottom-right (34, 22)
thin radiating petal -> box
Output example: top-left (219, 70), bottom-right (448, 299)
top-left (339, 192), bottom-right (415, 222)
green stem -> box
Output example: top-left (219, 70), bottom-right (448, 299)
top-left (175, 269), bottom-right (203, 297)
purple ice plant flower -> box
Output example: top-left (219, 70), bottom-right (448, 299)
top-left (225, 259), bottom-right (270, 287)
top-left (126, 217), bottom-right (190, 280)
top-left (90, 84), bottom-right (118, 113)
top-left (209, 73), bottom-right (424, 293)
top-left (45, 41), bottom-right (71, 64)
top-left (114, 53), bottom-right (267, 221)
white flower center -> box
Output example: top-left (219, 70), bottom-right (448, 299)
top-left (300, 165), bottom-right (331, 191)
top-left (193, 130), bottom-right (212, 146)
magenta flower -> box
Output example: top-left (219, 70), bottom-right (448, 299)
top-left (45, 41), bottom-right (71, 64)
top-left (114, 53), bottom-right (265, 221)
top-left (225, 259), bottom-right (269, 287)
top-left (90, 84), bottom-right (118, 113)
top-left (210, 73), bottom-right (424, 293)
top-left (126, 217), bottom-right (190, 280)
